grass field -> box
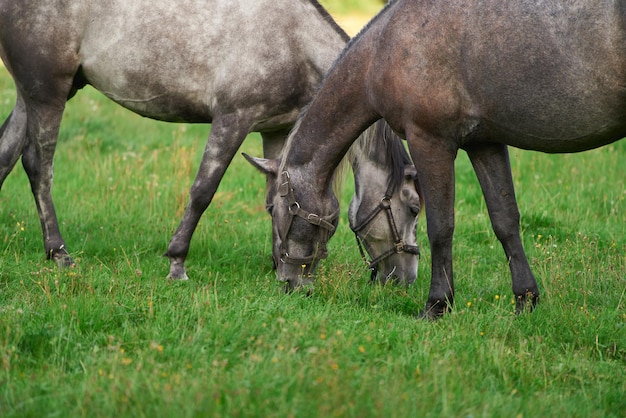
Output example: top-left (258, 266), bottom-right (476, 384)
top-left (0, 11), bottom-right (625, 418)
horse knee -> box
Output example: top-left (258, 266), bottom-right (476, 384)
top-left (20, 145), bottom-right (46, 185)
top-left (0, 110), bottom-right (28, 172)
top-left (490, 209), bottom-right (521, 242)
top-left (0, 152), bottom-right (17, 173)
top-left (427, 221), bottom-right (454, 250)
top-left (188, 185), bottom-right (213, 211)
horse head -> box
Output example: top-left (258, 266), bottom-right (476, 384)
top-left (244, 155), bottom-right (340, 290)
top-left (347, 121), bottom-right (422, 285)
top-left (349, 164), bottom-right (421, 285)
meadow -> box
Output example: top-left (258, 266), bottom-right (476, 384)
top-left (1, 5), bottom-right (625, 418)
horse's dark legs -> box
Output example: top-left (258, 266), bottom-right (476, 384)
top-left (465, 143), bottom-right (539, 313)
top-left (406, 134), bottom-right (457, 318)
top-left (166, 115), bottom-right (251, 279)
top-left (0, 95), bottom-right (28, 186)
top-left (20, 99), bottom-right (74, 267)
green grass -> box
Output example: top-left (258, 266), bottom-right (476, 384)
top-left (1, 67), bottom-right (625, 416)
top-left (320, 0), bottom-right (386, 16)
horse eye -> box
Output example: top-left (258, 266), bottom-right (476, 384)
top-left (409, 205), bottom-right (420, 217)
top-left (266, 204), bottom-right (274, 214)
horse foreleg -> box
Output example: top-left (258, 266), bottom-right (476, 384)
top-left (465, 143), bottom-right (539, 313)
top-left (406, 133), bottom-right (457, 318)
top-left (21, 102), bottom-right (74, 267)
top-left (165, 115), bottom-right (251, 280)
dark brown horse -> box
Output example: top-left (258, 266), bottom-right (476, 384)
top-left (0, 0), bottom-right (421, 283)
top-left (253, 0), bottom-right (626, 317)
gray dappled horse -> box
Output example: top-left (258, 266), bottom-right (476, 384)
top-left (255, 0), bottom-right (626, 318)
top-left (0, 0), bottom-right (420, 283)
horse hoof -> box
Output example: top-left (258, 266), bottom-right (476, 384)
top-left (52, 252), bottom-right (75, 269)
top-left (417, 309), bottom-right (444, 321)
top-left (283, 279), bottom-right (314, 296)
top-left (515, 291), bottom-right (539, 314)
top-left (47, 245), bottom-right (75, 268)
top-left (166, 257), bottom-right (189, 280)
top-left (418, 299), bottom-right (451, 320)
top-left (166, 271), bottom-right (189, 281)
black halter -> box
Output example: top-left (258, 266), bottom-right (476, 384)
top-left (350, 180), bottom-right (420, 279)
top-left (278, 171), bottom-right (339, 265)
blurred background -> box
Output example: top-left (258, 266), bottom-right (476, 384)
top-left (319, 0), bottom-right (387, 35)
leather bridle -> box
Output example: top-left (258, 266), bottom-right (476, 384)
top-left (350, 180), bottom-right (420, 279)
top-left (277, 171), bottom-right (339, 265)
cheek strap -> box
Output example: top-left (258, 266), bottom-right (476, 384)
top-left (278, 171), bottom-right (338, 265)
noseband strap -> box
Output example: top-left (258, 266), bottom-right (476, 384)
top-left (351, 182), bottom-right (420, 273)
top-left (279, 171), bottom-right (338, 265)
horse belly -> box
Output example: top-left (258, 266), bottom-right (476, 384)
top-left (81, 66), bottom-right (215, 123)
top-left (472, 87), bottom-right (626, 153)
top-left (77, 3), bottom-right (326, 125)
top-left (459, 0), bottom-right (626, 153)
top-left (478, 119), bottom-right (626, 153)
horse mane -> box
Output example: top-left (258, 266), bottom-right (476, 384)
top-left (334, 0), bottom-right (398, 65)
top-left (307, 0), bottom-right (351, 42)
top-left (382, 122), bottom-right (412, 194)
top-left (348, 120), bottom-right (412, 195)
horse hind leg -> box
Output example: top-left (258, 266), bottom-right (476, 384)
top-left (465, 143), bottom-right (539, 313)
top-left (20, 98), bottom-right (74, 268)
top-left (0, 94), bottom-right (28, 186)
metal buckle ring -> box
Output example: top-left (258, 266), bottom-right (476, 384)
top-left (288, 201), bottom-right (300, 215)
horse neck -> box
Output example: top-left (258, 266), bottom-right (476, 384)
top-left (295, 0), bottom-right (350, 78)
top-left (281, 37), bottom-right (379, 194)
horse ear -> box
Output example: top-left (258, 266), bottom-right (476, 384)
top-left (242, 153), bottom-right (279, 177)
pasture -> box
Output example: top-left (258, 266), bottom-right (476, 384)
top-left (0, 15), bottom-right (625, 418)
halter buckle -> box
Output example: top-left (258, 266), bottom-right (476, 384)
top-left (380, 196), bottom-right (392, 209)
top-left (288, 202), bottom-right (300, 215)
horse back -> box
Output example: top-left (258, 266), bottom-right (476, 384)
top-left (0, 0), bottom-right (347, 127)
top-left (366, 0), bottom-right (626, 152)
